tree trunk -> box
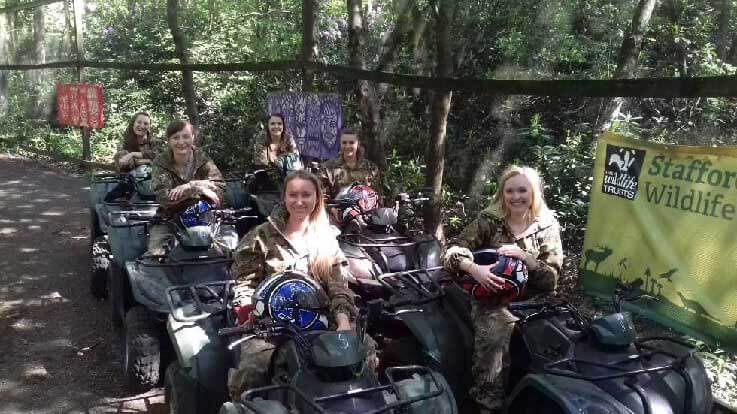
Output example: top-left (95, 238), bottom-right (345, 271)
top-left (30, 5), bottom-right (47, 119)
top-left (715, 0), bottom-right (731, 60)
top-left (62, 0), bottom-right (74, 59)
top-left (301, 0), bottom-right (319, 92)
top-left (424, 0), bottom-right (455, 241)
top-left (347, 0), bottom-right (386, 169)
top-left (595, 0), bottom-right (658, 137)
top-left (0, 13), bottom-right (9, 116)
top-left (376, 0), bottom-right (422, 96)
top-left (166, 0), bottom-right (198, 126)
top-left (409, 7), bottom-right (429, 99)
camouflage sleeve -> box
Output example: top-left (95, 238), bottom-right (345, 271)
top-left (152, 166), bottom-right (181, 215)
top-left (442, 213), bottom-right (494, 273)
top-left (141, 138), bottom-right (163, 161)
top-left (200, 159), bottom-right (226, 201)
top-left (231, 227), bottom-right (267, 305)
top-left (113, 149), bottom-right (135, 172)
top-left (318, 162), bottom-right (335, 197)
top-left (252, 139), bottom-right (269, 167)
top-left (527, 220), bottom-right (564, 294)
top-left (325, 247), bottom-right (357, 321)
top-left (369, 162), bottom-right (385, 205)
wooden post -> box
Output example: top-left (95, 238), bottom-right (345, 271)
top-left (301, 0), bottom-right (318, 91)
top-left (73, 0), bottom-right (91, 161)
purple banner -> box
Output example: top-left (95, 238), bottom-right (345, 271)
top-left (267, 92), bottom-right (342, 161)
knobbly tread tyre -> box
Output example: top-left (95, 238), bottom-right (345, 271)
top-left (165, 362), bottom-right (188, 414)
top-left (90, 236), bottom-right (110, 299)
top-left (124, 306), bottom-right (162, 393)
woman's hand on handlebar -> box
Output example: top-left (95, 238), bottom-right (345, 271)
top-left (335, 313), bottom-right (352, 331)
top-left (201, 187), bottom-right (221, 207)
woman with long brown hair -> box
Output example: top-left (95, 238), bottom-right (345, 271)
top-left (252, 113), bottom-right (303, 175)
top-left (114, 112), bottom-right (159, 172)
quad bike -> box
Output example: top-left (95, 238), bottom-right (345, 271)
top-left (502, 281), bottom-right (713, 414)
top-left (88, 166), bottom-right (159, 299)
top-left (108, 200), bottom-right (256, 392)
top-left (162, 272), bottom-right (458, 414)
top-left (327, 186), bottom-right (442, 289)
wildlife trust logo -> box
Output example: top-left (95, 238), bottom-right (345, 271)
top-left (603, 144), bottom-right (647, 200)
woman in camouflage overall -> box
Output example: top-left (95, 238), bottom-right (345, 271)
top-left (147, 120), bottom-right (225, 255)
top-left (319, 127), bottom-right (383, 202)
top-left (252, 113), bottom-right (303, 179)
top-left (442, 165), bottom-right (563, 410)
top-left (228, 170), bottom-right (357, 398)
top-left (114, 112), bottom-right (160, 172)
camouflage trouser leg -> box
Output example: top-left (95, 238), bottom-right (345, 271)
top-left (146, 223), bottom-right (175, 256)
top-left (469, 301), bottom-right (519, 406)
top-left (228, 338), bottom-right (277, 400)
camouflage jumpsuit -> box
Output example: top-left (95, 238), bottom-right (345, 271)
top-left (148, 148), bottom-right (225, 255)
top-left (113, 137), bottom-right (162, 173)
top-left (319, 156), bottom-right (383, 203)
top-left (228, 207), bottom-right (358, 398)
top-left (252, 131), bottom-right (303, 182)
top-left (442, 207), bottom-right (563, 406)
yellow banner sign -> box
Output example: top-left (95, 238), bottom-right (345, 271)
top-left (581, 132), bottom-right (737, 349)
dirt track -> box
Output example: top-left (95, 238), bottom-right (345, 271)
top-left (0, 155), bottom-right (164, 413)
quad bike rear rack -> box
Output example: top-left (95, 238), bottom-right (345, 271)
top-left (237, 365), bottom-right (445, 414)
top-left (339, 233), bottom-right (420, 248)
top-left (166, 280), bottom-right (235, 322)
top-left (376, 267), bottom-right (444, 307)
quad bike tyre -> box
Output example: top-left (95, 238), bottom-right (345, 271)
top-left (165, 362), bottom-right (192, 414)
top-left (90, 236), bottom-right (110, 299)
top-left (124, 306), bottom-right (162, 392)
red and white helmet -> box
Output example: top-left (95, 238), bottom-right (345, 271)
top-left (460, 249), bottom-right (528, 306)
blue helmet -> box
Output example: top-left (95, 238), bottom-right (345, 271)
top-left (180, 200), bottom-right (211, 227)
top-left (177, 200), bottom-right (213, 250)
top-left (252, 271), bottom-right (329, 331)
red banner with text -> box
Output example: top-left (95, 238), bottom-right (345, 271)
top-left (56, 83), bottom-right (105, 128)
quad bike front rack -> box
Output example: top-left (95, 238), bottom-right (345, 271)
top-left (237, 365), bottom-right (445, 414)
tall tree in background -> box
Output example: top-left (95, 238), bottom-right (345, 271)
top-left (347, 0), bottom-right (385, 169)
top-left (30, 5), bottom-right (47, 118)
top-left (714, 0), bottom-right (731, 60)
top-left (595, 0), bottom-right (658, 138)
top-left (0, 12), bottom-right (9, 116)
top-left (424, 0), bottom-right (456, 241)
top-left (302, 0), bottom-right (319, 92)
top-left (167, 0), bottom-right (198, 125)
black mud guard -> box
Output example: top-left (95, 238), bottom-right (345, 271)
top-left (413, 234), bottom-right (442, 269)
top-left (506, 373), bottom-right (633, 414)
top-left (397, 300), bottom-right (474, 401)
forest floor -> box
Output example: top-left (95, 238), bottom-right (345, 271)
top-left (0, 154), bottom-right (164, 413)
top-left (0, 152), bottom-right (734, 413)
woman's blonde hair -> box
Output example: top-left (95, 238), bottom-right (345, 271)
top-left (282, 170), bottom-right (337, 283)
top-left (490, 165), bottom-right (550, 221)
